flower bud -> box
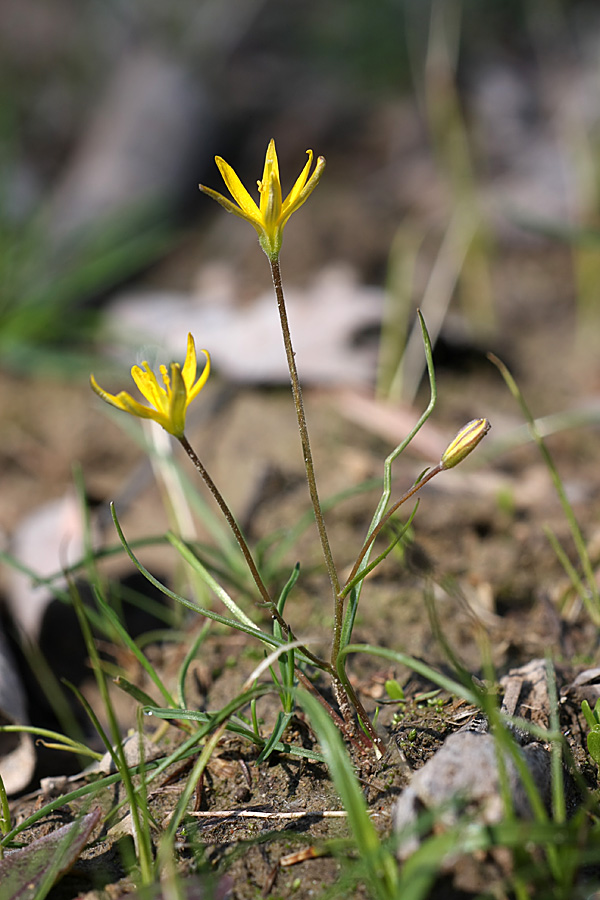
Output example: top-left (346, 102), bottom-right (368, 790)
top-left (440, 418), bottom-right (491, 469)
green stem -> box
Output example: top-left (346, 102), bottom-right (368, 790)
top-left (342, 463), bottom-right (443, 595)
top-left (352, 310), bottom-right (437, 603)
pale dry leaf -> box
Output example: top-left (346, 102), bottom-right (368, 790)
top-left (106, 264), bottom-right (384, 387)
top-left (6, 491), bottom-right (92, 642)
top-left (0, 806), bottom-right (102, 899)
top-left (88, 732), bottom-right (161, 776)
top-left (0, 627), bottom-right (35, 795)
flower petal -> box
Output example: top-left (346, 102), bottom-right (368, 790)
top-left (214, 157), bottom-right (262, 223)
top-left (198, 185), bottom-right (260, 227)
top-left (282, 149), bottom-right (313, 212)
top-left (90, 376), bottom-right (165, 424)
top-left (90, 375), bottom-right (132, 412)
top-left (261, 139), bottom-right (280, 190)
top-left (280, 154), bottom-right (326, 227)
top-left (131, 364), bottom-right (167, 412)
top-left (200, 142), bottom-right (325, 260)
top-left (116, 394), bottom-right (169, 428)
top-left (181, 333), bottom-right (197, 393)
top-left (167, 363), bottom-right (188, 437)
top-left (259, 140), bottom-right (282, 223)
top-left (91, 333), bottom-right (210, 437)
top-left (187, 349), bottom-right (211, 402)
top-left (261, 174), bottom-right (281, 240)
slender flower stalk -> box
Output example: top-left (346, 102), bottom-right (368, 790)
top-left (200, 142), bottom-right (385, 746)
top-left (200, 142), bottom-right (341, 618)
top-left (343, 418), bottom-right (491, 593)
top-left (268, 261), bottom-right (373, 740)
top-left (177, 435), bottom-right (329, 671)
top-left (200, 147), bottom-right (338, 603)
top-left (344, 465), bottom-right (442, 594)
top-left (269, 259), bottom-right (341, 595)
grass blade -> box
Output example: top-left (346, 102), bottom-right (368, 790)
top-left (298, 690), bottom-right (398, 900)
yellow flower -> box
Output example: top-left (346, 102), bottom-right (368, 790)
top-left (90, 333), bottom-right (210, 438)
top-left (440, 418), bottom-right (491, 469)
top-left (199, 138), bottom-right (325, 259)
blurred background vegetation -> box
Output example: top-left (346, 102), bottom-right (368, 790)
top-left (0, 0), bottom-right (599, 372)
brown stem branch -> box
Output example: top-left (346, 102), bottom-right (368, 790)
top-left (296, 670), bottom-right (370, 751)
top-left (178, 435), bottom-right (329, 671)
top-left (267, 258), bottom-right (382, 751)
top-left (343, 463), bottom-right (443, 593)
top-left (269, 258), bottom-right (342, 663)
top-left (335, 675), bottom-right (384, 755)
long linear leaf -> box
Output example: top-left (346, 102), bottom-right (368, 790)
top-left (299, 690), bottom-right (398, 900)
top-left (338, 644), bottom-right (479, 706)
top-left (144, 705), bottom-right (323, 763)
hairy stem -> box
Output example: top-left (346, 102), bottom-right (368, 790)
top-left (269, 258), bottom-right (342, 650)
top-left (268, 258), bottom-right (387, 750)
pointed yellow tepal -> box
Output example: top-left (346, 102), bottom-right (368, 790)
top-left (90, 333), bottom-right (210, 438)
top-left (199, 139), bottom-right (325, 259)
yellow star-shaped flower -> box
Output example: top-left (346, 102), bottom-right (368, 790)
top-left (199, 138), bottom-right (325, 259)
top-left (90, 333), bottom-right (210, 438)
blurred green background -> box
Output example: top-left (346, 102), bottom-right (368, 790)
top-left (0, 0), bottom-right (598, 371)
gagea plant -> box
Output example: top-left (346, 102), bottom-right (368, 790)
top-left (91, 139), bottom-right (490, 756)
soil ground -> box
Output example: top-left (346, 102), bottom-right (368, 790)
top-left (2, 181), bottom-right (600, 897)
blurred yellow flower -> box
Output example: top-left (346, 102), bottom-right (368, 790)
top-left (90, 333), bottom-right (210, 438)
top-left (199, 138), bottom-right (325, 259)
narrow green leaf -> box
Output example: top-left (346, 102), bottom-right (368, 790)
top-left (256, 711), bottom-right (294, 764)
top-left (113, 677), bottom-right (160, 710)
top-left (587, 726), bottom-right (600, 765)
top-left (298, 690), bottom-right (398, 900)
